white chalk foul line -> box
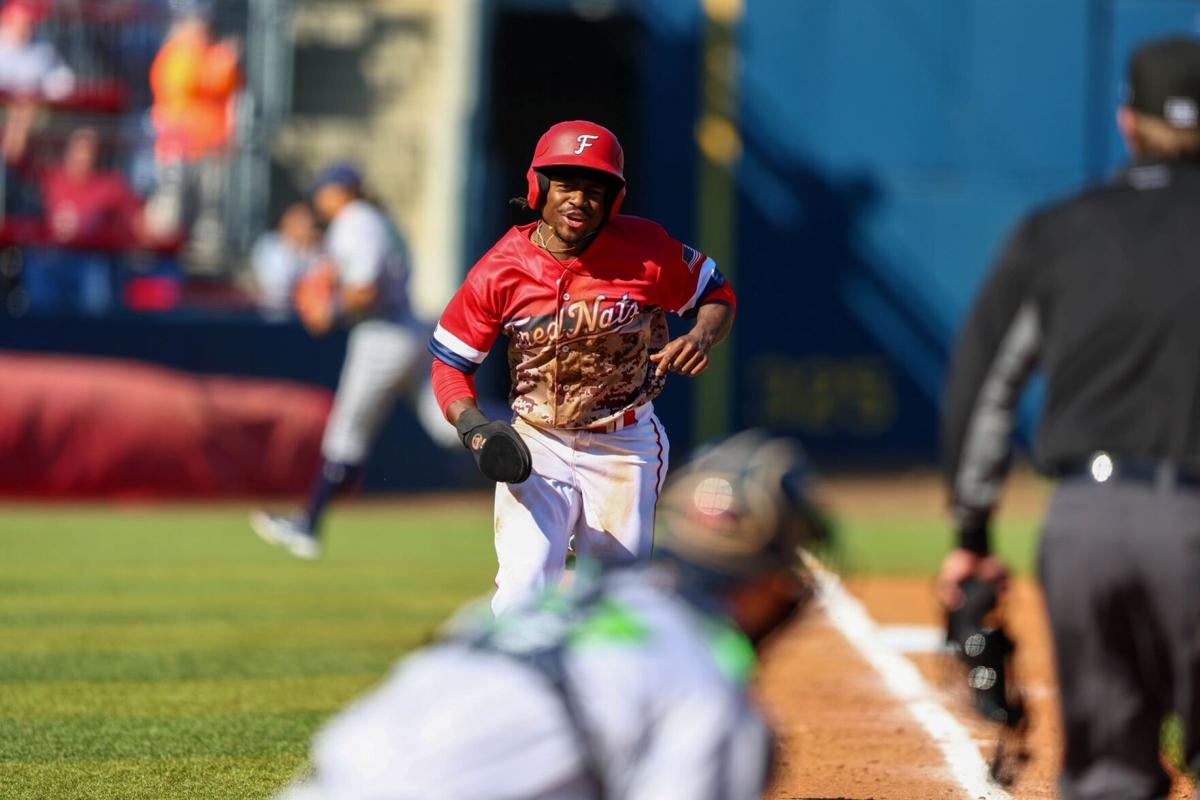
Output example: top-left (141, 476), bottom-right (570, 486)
top-left (802, 554), bottom-right (1012, 800)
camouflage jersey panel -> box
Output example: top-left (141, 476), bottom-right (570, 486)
top-left (507, 305), bottom-right (669, 429)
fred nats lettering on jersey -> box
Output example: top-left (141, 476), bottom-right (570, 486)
top-left (509, 294), bottom-right (641, 350)
top-left (430, 216), bottom-right (736, 430)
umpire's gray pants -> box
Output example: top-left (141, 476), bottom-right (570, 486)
top-left (321, 319), bottom-right (426, 465)
top-left (1039, 479), bottom-right (1200, 800)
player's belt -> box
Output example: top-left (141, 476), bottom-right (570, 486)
top-left (1062, 452), bottom-right (1200, 489)
top-left (588, 406), bottom-right (646, 433)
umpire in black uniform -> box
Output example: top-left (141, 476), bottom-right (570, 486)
top-left (937, 37), bottom-right (1200, 799)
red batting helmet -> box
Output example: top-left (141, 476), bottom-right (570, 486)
top-left (525, 120), bottom-right (626, 218)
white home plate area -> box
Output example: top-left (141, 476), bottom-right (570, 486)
top-left (757, 565), bottom-right (1196, 800)
top-left (804, 559), bottom-right (1013, 800)
top-left (757, 561), bottom-right (1051, 799)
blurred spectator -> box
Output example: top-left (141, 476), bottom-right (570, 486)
top-left (42, 128), bottom-right (142, 246)
top-left (149, 9), bottom-right (239, 163)
top-left (250, 202), bottom-right (320, 318)
top-left (23, 127), bottom-right (146, 314)
top-left (1, 97), bottom-right (39, 216)
top-left (0, 0), bottom-right (75, 102)
top-left (145, 7), bottom-right (241, 264)
top-left (0, 0), bottom-right (74, 218)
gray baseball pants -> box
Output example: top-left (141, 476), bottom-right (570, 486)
top-left (321, 318), bottom-right (426, 465)
top-left (1039, 478), bottom-right (1200, 800)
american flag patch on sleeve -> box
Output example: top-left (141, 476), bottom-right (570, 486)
top-left (682, 243), bottom-right (704, 273)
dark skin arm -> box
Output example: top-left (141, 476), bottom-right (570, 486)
top-left (650, 301), bottom-right (734, 377)
top-left (445, 397), bottom-right (476, 427)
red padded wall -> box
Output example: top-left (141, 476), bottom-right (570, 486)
top-left (0, 353), bottom-right (333, 497)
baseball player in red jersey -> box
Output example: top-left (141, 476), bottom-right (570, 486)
top-left (429, 120), bottom-right (736, 613)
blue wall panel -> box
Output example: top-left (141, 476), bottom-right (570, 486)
top-left (960, 2), bottom-right (1092, 177)
top-left (735, 0), bottom-right (1200, 464)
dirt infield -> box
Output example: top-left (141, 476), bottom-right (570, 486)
top-left (761, 473), bottom-right (1195, 799)
top-left (758, 576), bottom-right (1052, 799)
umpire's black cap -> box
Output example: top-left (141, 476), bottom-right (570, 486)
top-left (1129, 37), bottom-right (1200, 130)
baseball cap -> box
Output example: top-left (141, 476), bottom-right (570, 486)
top-left (654, 430), bottom-right (830, 581)
top-left (309, 162), bottom-right (363, 196)
top-left (1128, 37), bottom-right (1200, 130)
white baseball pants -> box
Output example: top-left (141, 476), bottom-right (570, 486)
top-left (491, 408), bottom-right (669, 614)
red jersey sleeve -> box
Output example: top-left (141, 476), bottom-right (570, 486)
top-left (428, 262), bottom-right (503, 375)
top-left (430, 358), bottom-right (476, 415)
top-left (654, 229), bottom-right (737, 317)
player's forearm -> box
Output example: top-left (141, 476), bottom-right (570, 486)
top-left (652, 302), bottom-right (735, 377)
top-left (445, 397), bottom-right (478, 426)
top-left (690, 301), bottom-right (734, 347)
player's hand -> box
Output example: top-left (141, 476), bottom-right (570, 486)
top-left (294, 263), bottom-right (337, 336)
top-left (454, 407), bottom-right (532, 483)
top-left (651, 331), bottom-right (713, 377)
top-left (936, 548), bottom-right (1009, 610)
top-left (298, 299), bottom-right (335, 336)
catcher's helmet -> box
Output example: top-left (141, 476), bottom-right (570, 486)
top-left (654, 431), bottom-right (830, 582)
top-left (525, 120), bottom-right (626, 218)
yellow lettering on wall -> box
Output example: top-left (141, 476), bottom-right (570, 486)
top-left (753, 356), bottom-right (897, 436)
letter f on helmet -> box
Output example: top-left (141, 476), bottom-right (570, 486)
top-left (574, 134), bottom-right (600, 155)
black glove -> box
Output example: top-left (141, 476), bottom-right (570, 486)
top-left (946, 578), bottom-right (1024, 727)
top-left (946, 578), bottom-right (1029, 786)
top-left (455, 407), bottom-right (532, 484)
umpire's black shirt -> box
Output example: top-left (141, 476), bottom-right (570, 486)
top-left (943, 159), bottom-right (1200, 549)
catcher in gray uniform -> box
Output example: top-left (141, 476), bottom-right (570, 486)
top-left (275, 431), bottom-right (829, 800)
top-left (252, 162), bottom-right (452, 559)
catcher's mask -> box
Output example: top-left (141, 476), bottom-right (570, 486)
top-left (654, 431), bottom-right (830, 587)
top-left (525, 120), bottom-right (626, 219)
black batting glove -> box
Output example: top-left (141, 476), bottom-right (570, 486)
top-left (455, 407), bottom-right (532, 484)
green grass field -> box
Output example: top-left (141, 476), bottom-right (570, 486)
top-left (0, 496), bottom-right (1042, 799)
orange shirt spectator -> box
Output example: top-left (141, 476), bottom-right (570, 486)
top-left (149, 14), bottom-right (241, 162)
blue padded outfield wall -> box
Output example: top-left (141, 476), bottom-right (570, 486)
top-left (729, 0), bottom-right (1200, 464)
